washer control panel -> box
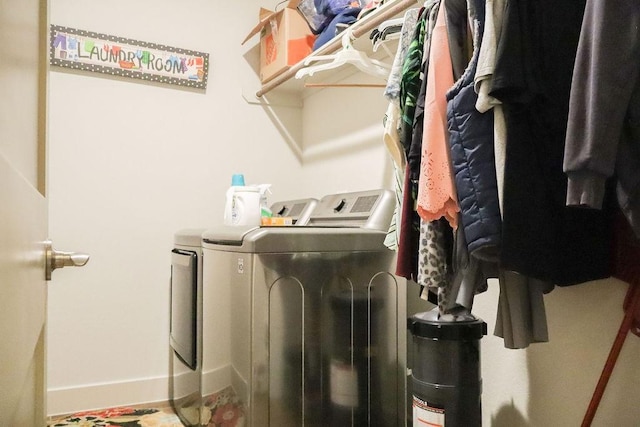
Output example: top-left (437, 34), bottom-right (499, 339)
top-left (307, 189), bottom-right (394, 231)
top-left (269, 198), bottom-right (318, 225)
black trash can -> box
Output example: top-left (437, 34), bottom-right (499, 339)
top-left (407, 309), bottom-right (487, 427)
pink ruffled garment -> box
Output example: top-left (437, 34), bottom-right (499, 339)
top-left (416, 1), bottom-right (459, 229)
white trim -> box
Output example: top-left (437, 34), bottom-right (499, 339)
top-left (47, 375), bottom-right (170, 417)
top-left (202, 364), bottom-right (232, 396)
top-left (47, 365), bottom-right (232, 417)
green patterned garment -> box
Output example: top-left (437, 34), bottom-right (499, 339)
top-left (399, 10), bottom-right (427, 155)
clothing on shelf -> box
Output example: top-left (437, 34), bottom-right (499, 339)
top-left (358, 0), bottom-right (386, 20)
top-left (310, 0), bottom-right (389, 50)
top-left (313, 7), bottom-right (362, 50)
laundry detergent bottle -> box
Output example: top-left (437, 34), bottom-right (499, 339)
top-left (223, 174), bottom-right (261, 226)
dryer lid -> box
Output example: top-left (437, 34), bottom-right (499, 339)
top-left (174, 228), bottom-right (207, 247)
top-left (202, 225), bottom-right (259, 246)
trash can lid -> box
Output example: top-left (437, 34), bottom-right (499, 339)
top-left (408, 309), bottom-right (487, 340)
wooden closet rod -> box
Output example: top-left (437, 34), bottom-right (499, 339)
top-left (255, 0), bottom-right (419, 98)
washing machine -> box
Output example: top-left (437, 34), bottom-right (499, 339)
top-left (169, 198), bottom-right (318, 426)
top-left (202, 189), bottom-right (407, 427)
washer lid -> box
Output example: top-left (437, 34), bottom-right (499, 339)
top-left (202, 226), bottom-right (389, 253)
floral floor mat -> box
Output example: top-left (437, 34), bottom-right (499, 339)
top-left (48, 387), bottom-right (244, 427)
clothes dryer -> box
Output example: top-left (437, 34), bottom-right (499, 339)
top-left (202, 189), bottom-right (407, 427)
top-left (170, 228), bottom-right (205, 426)
top-left (169, 198), bottom-right (317, 426)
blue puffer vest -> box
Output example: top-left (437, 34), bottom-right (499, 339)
top-left (446, 0), bottom-right (501, 261)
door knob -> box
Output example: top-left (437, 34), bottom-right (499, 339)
top-left (44, 240), bottom-right (90, 280)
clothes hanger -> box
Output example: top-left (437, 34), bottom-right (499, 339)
top-left (370, 17), bottom-right (403, 56)
top-left (372, 29), bottom-right (401, 55)
top-left (295, 29), bottom-right (391, 81)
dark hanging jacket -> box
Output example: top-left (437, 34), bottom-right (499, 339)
top-left (563, 0), bottom-right (640, 240)
top-left (490, 0), bottom-right (613, 285)
top-left (446, 0), bottom-right (501, 261)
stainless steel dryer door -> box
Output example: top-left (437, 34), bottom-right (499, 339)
top-left (171, 249), bottom-right (198, 370)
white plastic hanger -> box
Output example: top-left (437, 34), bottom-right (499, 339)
top-left (295, 30), bottom-right (391, 81)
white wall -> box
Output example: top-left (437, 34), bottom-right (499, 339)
top-left (46, 0), bottom-right (390, 415)
top-left (474, 278), bottom-right (640, 426)
top-left (46, 0), bottom-right (640, 425)
top-left (45, 0), bottom-right (310, 414)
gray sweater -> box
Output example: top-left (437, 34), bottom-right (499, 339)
top-left (563, 0), bottom-right (640, 238)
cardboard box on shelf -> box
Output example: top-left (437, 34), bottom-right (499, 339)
top-left (242, 0), bottom-right (315, 84)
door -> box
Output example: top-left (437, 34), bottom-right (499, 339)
top-left (0, 0), bottom-right (49, 424)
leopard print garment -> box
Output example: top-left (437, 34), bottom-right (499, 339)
top-left (417, 218), bottom-right (450, 298)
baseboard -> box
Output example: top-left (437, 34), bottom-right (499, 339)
top-left (47, 375), bottom-right (170, 417)
top-left (47, 365), bottom-right (232, 417)
top-left (202, 364), bottom-right (232, 396)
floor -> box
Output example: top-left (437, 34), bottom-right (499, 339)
top-left (47, 386), bottom-right (245, 427)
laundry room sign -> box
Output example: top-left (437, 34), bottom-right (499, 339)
top-left (49, 25), bottom-right (209, 89)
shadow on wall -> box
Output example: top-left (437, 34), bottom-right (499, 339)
top-left (491, 401), bottom-right (531, 427)
top-left (525, 278), bottom-right (640, 426)
top-left (240, 44), bottom-right (305, 162)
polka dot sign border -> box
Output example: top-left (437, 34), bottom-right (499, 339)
top-left (49, 25), bottom-right (209, 90)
